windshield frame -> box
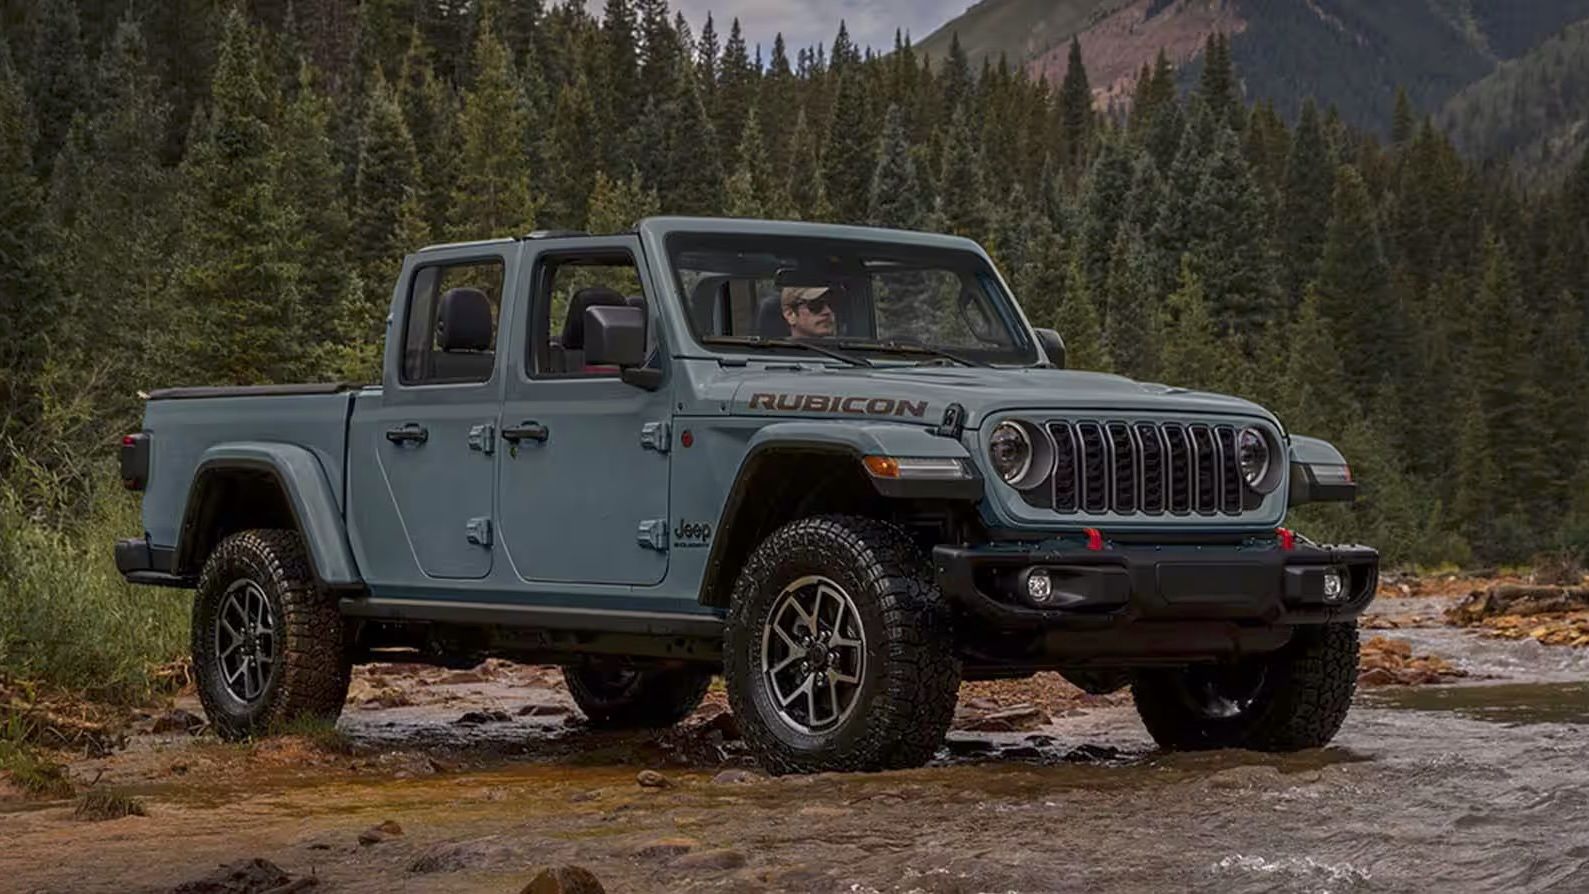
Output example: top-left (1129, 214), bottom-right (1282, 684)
top-left (655, 229), bottom-right (1042, 367)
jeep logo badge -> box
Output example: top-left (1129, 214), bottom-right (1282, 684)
top-left (673, 520), bottom-right (712, 548)
top-left (747, 393), bottom-right (928, 418)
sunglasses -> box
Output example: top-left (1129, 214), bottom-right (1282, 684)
top-left (795, 296), bottom-right (836, 314)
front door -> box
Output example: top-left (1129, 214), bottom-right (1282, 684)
top-left (356, 250), bottom-right (509, 581)
top-left (495, 237), bottom-right (672, 586)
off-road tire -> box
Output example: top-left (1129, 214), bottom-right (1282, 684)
top-left (562, 666), bottom-right (712, 728)
top-left (192, 530), bottom-right (350, 741)
top-left (1131, 622), bottom-right (1360, 751)
top-left (723, 515), bottom-right (961, 775)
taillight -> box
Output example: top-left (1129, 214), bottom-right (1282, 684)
top-left (120, 433), bottom-right (150, 491)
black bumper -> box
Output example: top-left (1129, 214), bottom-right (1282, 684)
top-left (115, 537), bottom-right (191, 588)
top-left (933, 539), bottom-right (1379, 632)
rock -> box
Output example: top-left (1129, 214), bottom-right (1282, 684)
top-left (520, 866), bottom-right (606, 894)
top-left (1207, 765), bottom-right (1283, 790)
top-left (673, 848), bottom-right (747, 870)
top-left (998, 745), bottom-right (1043, 760)
top-left (1447, 585), bottom-right (1589, 624)
top-left (1063, 744), bottom-right (1120, 763)
top-left (964, 697), bottom-right (1001, 711)
top-left (1358, 667), bottom-right (1399, 687)
top-left (517, 703), bottom-right (570, 717)
top-left (944, 737), bottom-right (996, 756)
top-left (169, 858), bottom-right (291, 893)
top-left (437, 669), bottom-right (492, 685)
top-left (709, 769), bottom-right (761, 785)
top-left (636, 769), bottom-right (672, 788)
top-left (452, 710), bottom-right (512, 726)
top-left (407, 837), bottom-right (517, 873)
top-left (633, 837), bottom-right (698, 859)
top-left (795, 806), bottom-right (849, 819)
top-left (956, 703), bottom-right (1051, 732)
top-left (151, 708), bottom-right (204, 735)
top-left (567, 790), bottom-right (599, 802)
top-left (357, 819), bottom-right (403, 846)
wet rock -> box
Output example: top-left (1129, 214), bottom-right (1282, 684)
top-left (1447, 585), bottom-right (1589, 624)
top-left (998, 745), bottom-right (1043, 760)
top-left (407, 837), bottom-right (517, 873)
top-left (520, 866), bottom-right (606, 894)
top-left (169, 858), bottom-right (291, 893)
top-left (453, 709), bottom-right (512, 726)
top-left (1063, 744), bottom-right (1121, 763)
top-left (674, 848), bottom-right (747, 870)
top-left (358, 819), bottom-right (403, 846)
top-left (944, 737), bottom-right (996, 756)
top-left (1358, 636), bottom-right (1467, 685)
top-left (517, 703), bottom-right (570, 717)
top-left (151, 708), bottom-right (204, 735)
top-left (710, 769), bottom-right (761, 785)
top-left (1207, 766), bottom-right (1283, 790)
top-left (636, 769), bottom-right (672, 788)
top-left (633, 837), bottom-right (699, 859)
top-left (955, 703), bottom-right (1051, 732)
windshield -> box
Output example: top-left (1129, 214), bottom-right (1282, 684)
top-left (667, 233), bottom-right (1038, 365)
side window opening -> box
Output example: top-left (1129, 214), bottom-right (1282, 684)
top-left (400, 259), bottom-right (505, 385)
top-left (534, 254), bottom-right (648, 377)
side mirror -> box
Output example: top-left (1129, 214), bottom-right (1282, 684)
top-left (1034, 328), bottom-right (1066, 369)
top-left (585, 305), bottom-right (662, 390)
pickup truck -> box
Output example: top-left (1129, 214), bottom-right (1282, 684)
top-left (117, 217), bottom-right (1377, 773)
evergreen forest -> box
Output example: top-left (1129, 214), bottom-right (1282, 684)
top-left (3, 0), bottom-right (1589, 592)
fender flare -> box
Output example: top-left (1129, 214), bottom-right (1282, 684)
top-left (176, 442), bottom-right (362, 587)
top-left (1288, 435), bottom-right (1356, 506)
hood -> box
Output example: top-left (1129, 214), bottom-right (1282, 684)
top-left (728, 365), bottom-right (1277, 429)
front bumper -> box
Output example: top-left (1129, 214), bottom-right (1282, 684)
top-left (934, 538), bottom-right (1379, 632)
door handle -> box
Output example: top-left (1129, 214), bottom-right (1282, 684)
top-left (501, 422), bottom-right (549, 444)
top-left (385, 423), bottom-right (429, 445)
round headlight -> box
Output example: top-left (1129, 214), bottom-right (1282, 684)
top-left (1238, 427), bottom-right (1271, 490)
top-left (988, 422), bottom-right (1033, 484)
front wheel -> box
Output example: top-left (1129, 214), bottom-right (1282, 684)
top-left (724, 515), bottom-right (961, 775)
top-left (192, 530), bottom-right (350, 741)
top-left (1131, 622), bottom-right (1360, 751)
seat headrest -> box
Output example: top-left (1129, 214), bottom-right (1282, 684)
top-left (756, 295), bottom-right (789, 337)
top-left (562, 287), bottom-right (628, 349)
top-left (689, 276), bottom-right (733, 334)
top-left (437, 288), bottom-right (494, 351)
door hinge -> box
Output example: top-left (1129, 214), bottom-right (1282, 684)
top-left (468, 423), bottom-right (496, 455)
top-left (638, 518), bottom-right (669, 551)
top-left (466, 517), bottom-right (493, 547)
top-left (640, 421), bottom-right (671, 454)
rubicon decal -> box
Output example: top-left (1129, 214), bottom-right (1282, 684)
top-left (747, 393), bottom-right (929, 419)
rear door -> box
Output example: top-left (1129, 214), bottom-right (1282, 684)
top-left (351, 246), bottom-right (512, 581)
top-left (494, 236), bottom-right (672, 586)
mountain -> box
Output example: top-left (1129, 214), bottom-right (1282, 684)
top-left (1437, 19), bottom-right (1589, 178)
top-left (918, 0), bottom-right (1589, 134)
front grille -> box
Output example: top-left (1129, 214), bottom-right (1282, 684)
top-left (1046, 420), bottom-right (1247, 516)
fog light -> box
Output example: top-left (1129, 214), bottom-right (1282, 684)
top-left (1026, 570), bottom-right (1054, 605)
top-left (1322, 569), bottom-right (1347, 604)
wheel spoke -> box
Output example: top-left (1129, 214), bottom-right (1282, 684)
top-left (779, 675), bottom-right (813, 709)
top-left (831, 667), bottom-right (861, 686)
top-left (805, 678), bottom-right (820, 726)
top-left (769, 651), bottom-right (801, 675)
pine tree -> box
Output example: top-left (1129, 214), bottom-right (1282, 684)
top-left (0, 37), bottom-right (52, 440)
top-left (354, 68), bottom-right (425, 292)
top-left (825, 70), bottom-right (873, 224)
top-left (1315, 164), bottom-right (1405, 400)
top-left (1057, 37), bottom-right (1092, 174)
top-left (694, 14), bottom-right (719, 110)
top-left (172, 9), bottom-right (306, 386)
top-left (398, 28), bottom-right (459, 238)
top-left (597, 0), bottom-right (641, 171)
top-left (1278, 286), bottom-right (1356, 438)
top-left (787, 107), bottom-right (830, 221)
top-left (1279, 99), bottom-right (1335, 302)
top-left (1076, 136), bottom-right (1133, 288)
top-left (586, 169), bottom-right (659, 233)
top-left (941, 33), bottom-right (972, 121)
top-left (25, 0), bottom-right (89, 178)
top-left (1187, 125), bottom-right (1279, 341)
top-left (1057, 256), bottom-right (1110, 371)
top-left (760, 34), bottom-right (797, 177)
top-left (279, 59), bottom-right (351, 337)
top-left (716, 19), bottom-right (755, 163)
top-left (725, 106), bottom-right (783, 218)
top-left (1101, 224), bottom-right (1156, 379)
top-left (1390, 86), bottom-right (1415, 146)
top-left (1538, 290), bottom-right (1589, 511)
top-left (657, 67), bottom-right (721, 214)
top-left (540, 73), bottom-right (599, 227)
top-left (1157, 258), bottom-right (1221, 390)
top-left (868, 104), bottom-right (923, 230)
top-left (1198, 32), bottom-right (1240, 129)
top-left (936, 107), bottom-right (988, 238)
top-left (450, 17), bottom-right (535, 238)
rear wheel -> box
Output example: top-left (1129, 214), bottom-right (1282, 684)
top-left (724, 515), bottom-right (960, 774)
top-left (563, 666), bottom-right (712, 729)
top-left (192, 530), bottom-right (350, 741)
top-left (1131, 622), bottom-right (1359, 751)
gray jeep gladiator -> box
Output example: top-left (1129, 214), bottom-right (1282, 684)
top-left (117, 217), bottom-right (1376, 773)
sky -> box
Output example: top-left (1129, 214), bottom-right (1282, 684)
top-left (592, 1), bottom-right (972, 59)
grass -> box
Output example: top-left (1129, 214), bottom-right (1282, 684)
top-left (0, 738), bottom-right (74, 799)
top-left (265, 714), bottom-right (352, 754)
top-left (74, 788), bottom-right (146, 820)
top-left (0, 482), bottom-right (190, 704)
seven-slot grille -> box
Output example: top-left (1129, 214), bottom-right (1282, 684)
top-left (1046, 420), bottom-right (1247, 516)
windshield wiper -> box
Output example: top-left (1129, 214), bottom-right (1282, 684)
top-left (702, 336), bottom-right (873, 368)
top-left (835, 338), bottom-right (986, 368)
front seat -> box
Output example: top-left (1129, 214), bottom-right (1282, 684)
top-left (561, 286), bottom-right (629, 373)
top-left (755, 295), bottom-right (789, 337)
top-left (432, 287), bottom-right (495, 382)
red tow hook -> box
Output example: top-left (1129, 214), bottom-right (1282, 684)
top-left (1277, 527), bottom-right (1296, 551)
top-left (1084, 527), bottom-right (1105, 551)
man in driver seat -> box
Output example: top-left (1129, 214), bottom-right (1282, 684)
top-left (780, 286), bottom-right (840, 339)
